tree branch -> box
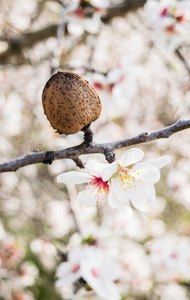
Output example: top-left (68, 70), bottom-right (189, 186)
top-left (0, 120), bottom-right (189, 173)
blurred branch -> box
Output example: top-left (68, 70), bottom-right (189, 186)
top-left (0, 119), bottom-right (189, 173)
top-left (175, 47), bottom-right (190, 77)
top-left (0, 25), bottom-right (58, 64)
top-left (102, 0), bottom-right (147, 22)
top-left (0, 0), bottom-right (147, 64)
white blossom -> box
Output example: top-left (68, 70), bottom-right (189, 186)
top-left (56, 246), bottom-right (121, 300)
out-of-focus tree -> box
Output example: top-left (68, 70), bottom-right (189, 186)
top-left (1, 0), bottom-right (190, 299)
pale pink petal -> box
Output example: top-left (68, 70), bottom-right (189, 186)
top-left (129, 162), bottom-right (160, 184)
top-left (118, 148), bottom-right (144, 167)
top-left (102, 161), bottom-right (118, 181)
top-left (57, 171), bottom-right (92, 184)
top-left (150, 155), bottom-right (172, 169)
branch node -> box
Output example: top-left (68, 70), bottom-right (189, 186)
top-left (42, 151), bottom-right (54, 165)
top-left (104, 149), bottom-right (115, 163)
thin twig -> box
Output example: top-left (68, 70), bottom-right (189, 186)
top-left (0, 120), bottom-right (190, 173)
top-left (175, 48), bottom-right (190, 77)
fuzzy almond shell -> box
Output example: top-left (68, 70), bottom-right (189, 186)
top-left (42, 71), bottom-right (102, 134)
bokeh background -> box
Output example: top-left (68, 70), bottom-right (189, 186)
top-left (1, 0), bottom-right (190, 299)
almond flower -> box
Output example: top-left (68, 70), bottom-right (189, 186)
top-left (56, 246), bottom-right (121, 300)
top-left (102, 148), bottom-right (171, 215)
top-left (57, 149), bottom-right (171, 213)
top-left (57, 162), bottom-right (110, 207)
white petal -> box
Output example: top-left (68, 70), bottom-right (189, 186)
top-left (130, 162), bottom-right (160, 184)
top-left (118, 148), bottom-right (144, 167)
top-left (85, 162), bottom-right (108, 178)
top-left (131, 184), bottom-right (156, 212)
top-left (102, 161), bottom-right (118, 181)
top-left (57, 171), bottom-right (92, 184)
top-left (108, 188), bottom-right (125, 210)
top-left (150, 155), bottom-right (172, 169)
top-left (86, 277), bottom-right (120, 300)
top-left (55, 272), bottom-right (80, 287)
top-left (56, 262), bottom-right (73, 277)
top-left (77, 190), bottom-right (97, 207)
top-left (109, 178), bottom-right (134, 216)
top-left (127, 183), bottom-right (146, 202)
top-left (56, 262), bottom-right (81, 287)
top-left (77, 185), bottom-right (108, 207)
top-left (67, 22), bottom-right (84, 36)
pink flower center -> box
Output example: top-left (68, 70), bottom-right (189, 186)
top-left (91, 268), bottom-right (99, 278)
top-left (73, 9), bottom-right (85, 19)
top-left (93, 81), bottom-right (104, 90)
top-left (160, 7), bottom-right (169, 17)
top-left (73, 264), bottom-right (80, 273)
top-left (176, 14), bottom-right (185, 23)
top-left (92, 177), bottom-right (110, 193)
top-left (108, 83), bottom-right (115, 93)
top-left (170, 253), bottom-right (178, 259)
top-left (165, 25), bottom-right (175, 33)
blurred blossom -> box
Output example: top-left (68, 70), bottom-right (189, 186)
top-left (87, 55), bottom-right (140, 120)
top-left (90, 0), bottom-right (110, 10)
top-left (148, 234), bottom-right (190, 282)
top-left (45, 201), bottom-right (76, 238)
top-left (56, 245), bottom-right (121, 300)
top-left (157, 283), bottom-right (189, 300)
top-left (144, 0), bottom-right (190, 49)
top-left (30, 238), bottom-right (57, 270)
top-left (119, 241), bottom-right (152, 294)
top-left (0, 237), bottom-right (25, 269)
top-left (68, 13), bottom-right (102, 36)
top-left (0, 92), bottom-right (23, 136)
top-left (14, 261), bottom-right (39, 287)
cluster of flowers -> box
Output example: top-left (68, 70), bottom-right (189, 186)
top-left (57, 148), bottom-right (171, 215)
top-left (0, 232), bottom-right (38, 300)
top-left (65, 0), bottom-right (110, 36)
top-left (144, 0), bottom-right (190, 49)
top-left (56, 242), bottom-right (121, 300)
top-left (85, 55), bottom-right (139, 120)
top-left (55, 231), bottom-right (190, 300)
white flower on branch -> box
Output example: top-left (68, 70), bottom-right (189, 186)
top-left (103, 148), bottom-right (172, 214)
top-left (57, 162), bottom-right (110, 207)
top-left (57, 148), bottom-right (171, 214)
top-left (56, 246), bottom-right (121, 300)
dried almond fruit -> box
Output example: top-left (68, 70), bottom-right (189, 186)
top-left (42, 71), bottom-right (102, 134)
